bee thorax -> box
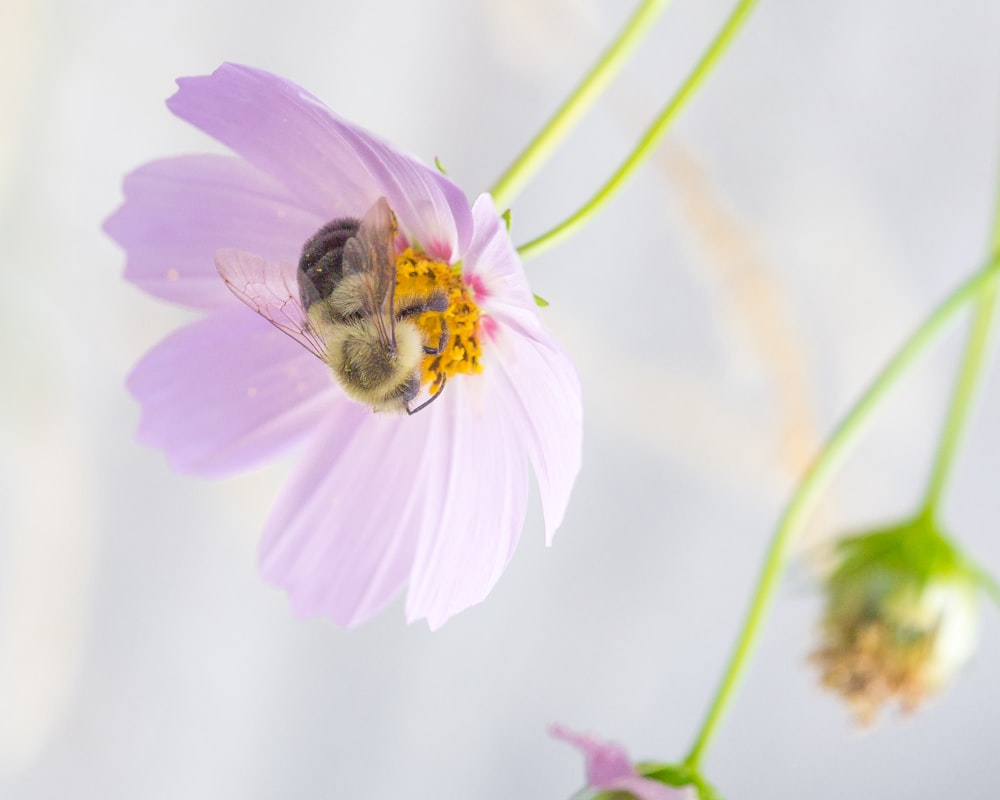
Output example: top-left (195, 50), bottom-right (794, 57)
top-left (297, 217), bottom-right (360, 311)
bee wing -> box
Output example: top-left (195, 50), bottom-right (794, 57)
top-left (215, 248), bottom-right (327, 360)
top-left (342, 197), bottom-right (398, 346)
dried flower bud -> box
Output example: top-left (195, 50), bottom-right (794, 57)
top-left (810, 517), bottom-right (980, 725)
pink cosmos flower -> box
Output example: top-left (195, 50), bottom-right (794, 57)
top-left (105, 63), bottom-right (582, 629)
top-left (551, 726), bottom-right (688, 800)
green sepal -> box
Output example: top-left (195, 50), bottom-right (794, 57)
top-left (636, 762), bottom-right (724, 800)
top-left (534, 293), bottom-right (550, 308)
top-left (828, 516), bottom-right (975, 593)
top-left (501, 207), bottom-right (512, 232)
top-left (434, 156), bottom-right (448, 175)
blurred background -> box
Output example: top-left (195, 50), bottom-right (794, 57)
top-left (2, 0), bottom-right (1000, 797)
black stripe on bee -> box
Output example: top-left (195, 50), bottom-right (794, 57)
top-left (297, 217), bottom-right (360, 311)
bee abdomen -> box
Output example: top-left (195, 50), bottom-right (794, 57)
top-left (340, 336), bottom-right (398, 387)
top-left (298, 217), bottom-right (360, 310)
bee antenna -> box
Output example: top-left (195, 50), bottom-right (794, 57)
top-left (406, 376), bottom-right (448, 415)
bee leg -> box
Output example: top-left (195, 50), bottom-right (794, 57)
top-left (423, 320), bottom-right (450, 356)
top-left (406, 375), bottom-right (447, 415)
top-left (397, 290), bottom-right (449, 320)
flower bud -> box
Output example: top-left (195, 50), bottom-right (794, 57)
top-left (810, 517), bottom-right (980, 724)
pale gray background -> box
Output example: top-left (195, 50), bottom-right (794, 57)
top-left (2, 0), bottom-right (1000, 798)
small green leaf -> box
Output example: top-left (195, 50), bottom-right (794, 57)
top-left (434, 156), bottom-right (448, 175)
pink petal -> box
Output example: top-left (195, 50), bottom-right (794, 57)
top-left (258, 406), bottom-right (435, 628)
top-left (261, 375), bottom-right (532, 630)
top-left (105, 154), bottom-right (322, 310)
top-left (462, 194), bottom-right (538, 317)
top-left (551, 726), bottom-right (682, 800)
top-left (463, 194), bottom-right (583, 542)
top-left (405, 374), bottom-right (530, 630)
top-left (167, 63), bottom-right (472, 262)
top-left (489, 328), bottom-right (581, 543)
top-left (128, 309), bottom-right (334, 476)
top-left (551, 726), bottom-right (638, 785)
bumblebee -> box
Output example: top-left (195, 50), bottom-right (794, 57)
top-left (217, 197), bottom-right (448, 414)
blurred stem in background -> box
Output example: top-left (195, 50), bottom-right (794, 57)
top-left (517, 0), bottom-right (759, 260)
top-left (679, 145), bottom-right (1000, 785)
top-left (680, 257), bottom-right (1000, 775)
top-left (920, 163), bottom-right (1000, 518)
top-left (489, 0), bottom-right (672, 210)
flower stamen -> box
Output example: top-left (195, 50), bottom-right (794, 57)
top-left (810, 615), bottom-right (939, 724)
top-left (394, 247), bottom-right (483, 395)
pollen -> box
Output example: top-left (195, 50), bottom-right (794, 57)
top-left (394, 247), bottom-right (483, 394)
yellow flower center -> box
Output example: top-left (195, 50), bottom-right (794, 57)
top-left (394, 247), bottom-right (483, 394)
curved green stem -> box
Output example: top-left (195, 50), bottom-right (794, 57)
top-left (488, 0), bottom-right (672, 210)
top-left (517, 0), bottom-right (758, 261)
top-left (682, 256), bottom-right (1000, 769)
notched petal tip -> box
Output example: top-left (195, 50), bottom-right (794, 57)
top-left (258, 410), bottom-right (434, 629)
top-left (106, 154), bottom-right (319, 311)
top-left (403, 382), bottom-right (530, 630)
top-left (491, 327), bottom-right (582, 545)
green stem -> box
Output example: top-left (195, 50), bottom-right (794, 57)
top-left (517, 0), bottom-right (758, 261)
top-left (488, 0), bottom-right (672, 210)
top-left (921, 180), bottom-right (1000, 516)
top-left (920, 284), bottom-right (998, 516)
top-left (682, 256), bottom-right (1000, 769)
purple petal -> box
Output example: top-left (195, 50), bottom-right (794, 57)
top-left (405, 375), bottom-right (530, 630)
top-left (551, 726), bottom-right (682, 800)
top-left (167, 63), bottom-right (473, 262)
top-left (105, 154), bottom-right (322, 310)
top-left (551, 726), bottom-right (638, 785)
top-left (261, 375), bottom-right (531, 630)
top-left (489, 328), bottom-right (581, 543)
top-left (462, 194), bottom-right (538, 319)
top-left (259, 406), bottom-right (436, 628)
top-left (128, 308), bottom-right (334, 476)
top-left (463, 194), bottom-right (583, 542)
